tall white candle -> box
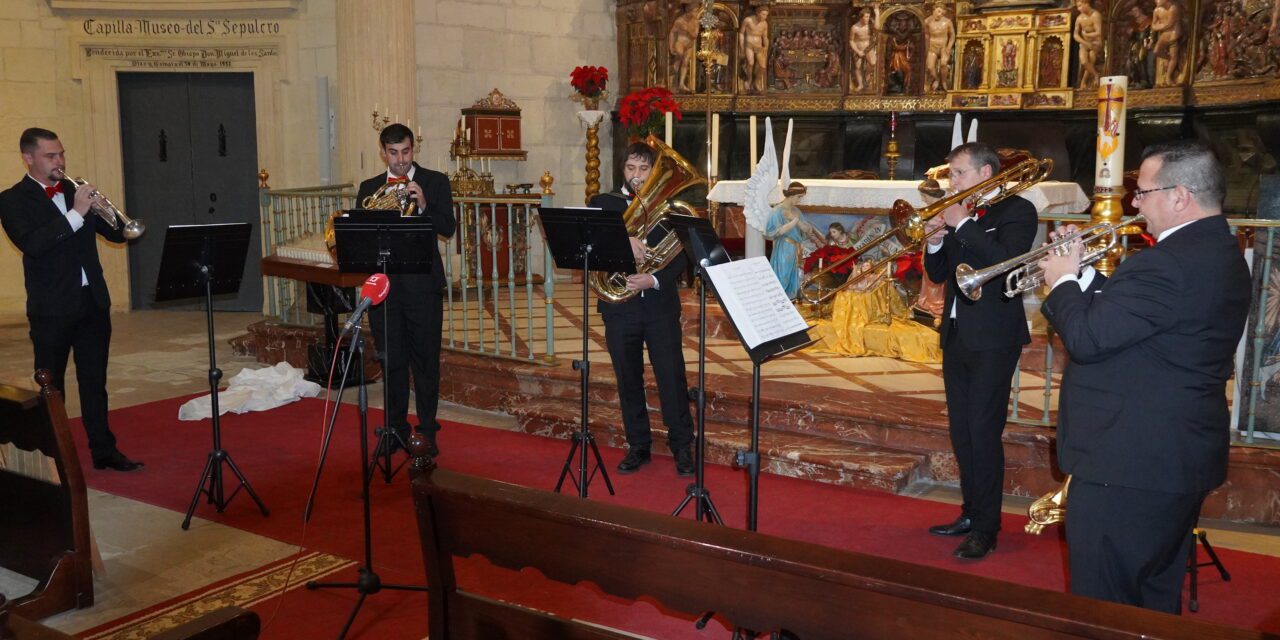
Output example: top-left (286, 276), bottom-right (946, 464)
top-left (664, 112), bottom-right (673, 146)
top-left (1094, 75), bottom-right (1128, 192)
top-left (710, 113), bottom-right (720, 178)
top-left (749, 115), bottom-right (758, 173)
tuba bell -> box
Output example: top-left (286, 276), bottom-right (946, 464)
top-left (588, 135), bottom-right (706, 304)
top-left (1026, 475), bottom-right (1071, 534)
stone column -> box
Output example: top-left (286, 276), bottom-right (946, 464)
top-left (336, 0), bottom-right (417, 185)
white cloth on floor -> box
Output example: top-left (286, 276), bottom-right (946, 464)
top-left (178, 362), bottom-right (323, 421)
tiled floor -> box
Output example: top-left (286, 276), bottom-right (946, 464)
top-left (1, 299), bottom-right (1278, 633)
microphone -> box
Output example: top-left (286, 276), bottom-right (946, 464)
top-left (342, 273), bottom-right (390, 336)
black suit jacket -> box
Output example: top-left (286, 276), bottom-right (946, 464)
top-left (355, 163), bottom-right (456, 293)
top-left (924, 195), bottom-right (1038, 351)
top-left (589, 188), bottom-right (686, 319)
top-left (0, 176), bottom-right (126, 318)
top-left (1043, 215), bottom-right (1251, 493)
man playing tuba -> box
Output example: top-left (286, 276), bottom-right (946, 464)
top-left (589, 141), bottom-right (695, 477)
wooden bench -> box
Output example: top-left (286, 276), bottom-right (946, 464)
top-left (0, 372), bottom-right (93, 621)
top-left (408, 443), bottom-right (1276, 640)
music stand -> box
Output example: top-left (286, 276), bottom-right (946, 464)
top-left (160, 223), bottom-right (270, 531)
top-left (701, 257), bottom-right (816, 532)
top-left (304, 211), bottom-right (431, 639)
top-left (537, 207), bottom-right (635, 498)
top-left (667, 213), bottom-right (728, 524)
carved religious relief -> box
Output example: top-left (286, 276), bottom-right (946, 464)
top-left (1150, 0), bottom-right (1186, 86)
top-left (669, 1), bottom-right (701, 93)
top-left (849, 5), bottom-right (882, 93)
top-left (1114, 1), bottom-right (1155, 89)
top-left (960, 40), bottom-right (987, 89)
top-left (766, 5), bottom-right (843, 93)
top-left (699, 4), bottom-right (741, 94)
top-left (883, 10), bottom-right (923, 94)
top-left (1038, 35), bottom-right (1067, 87)
top-left (739, 4), bottom-right (771, 93)
top-left (1073, 0), bottom-right (1105, 88)
top-left (924, 5), bottom-right (957, 92)
top-left (1194, 0), bottom-right (1279, 82)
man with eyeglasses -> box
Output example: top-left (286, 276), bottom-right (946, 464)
top-left (1039, 140), bottom-right (1251, 612)
top-left (922, 141), bottom-right (1039, 559)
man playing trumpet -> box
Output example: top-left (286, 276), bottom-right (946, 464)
top-left (1039, 141), bottom-right (1249, 612)
top-left (0, 127), bottom-right (142, 471)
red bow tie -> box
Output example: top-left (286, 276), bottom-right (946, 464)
top-left (973, 207), bottom-right (988, 219)
top-left (387, 176), bottom-right (408, 184)
top-left (44, 182), bottom-right (62, 199)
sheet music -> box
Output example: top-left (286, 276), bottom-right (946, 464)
top-left (705, 257), bottom-right (808, 350)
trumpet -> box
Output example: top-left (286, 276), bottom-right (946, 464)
top-left (955, 214), bottom-right (1144, 301)
top-left (52, 169), bottom-right (145, 239)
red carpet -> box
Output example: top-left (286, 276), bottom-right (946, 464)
top-left (68, 396), bottom-right (1280, 638)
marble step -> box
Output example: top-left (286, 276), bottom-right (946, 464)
top-left (512, 397), bottom-right (928, 493)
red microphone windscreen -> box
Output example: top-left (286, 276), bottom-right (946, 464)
top-left (361, 273), bottom-right (390, 304)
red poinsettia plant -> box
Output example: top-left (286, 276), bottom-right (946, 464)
top-left (803, 245), bottom-right (858, 275)
top-left (617, 86), bottom-right (682, 137)
top-left (570, 66), bottom-right (609, 106)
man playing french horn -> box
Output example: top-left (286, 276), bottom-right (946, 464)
top-left (921, 142), bottom-right (1038, 560)
top-left (589, 141), bottom-right (695, 477)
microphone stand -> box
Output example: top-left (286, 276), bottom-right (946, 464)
top-left (305, 317), bottom-right (428, 639)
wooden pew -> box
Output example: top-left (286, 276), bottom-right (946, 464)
top-left (0, 372), bottom-right (93, 620)
top-left (408, 443), bottom-right (1276, 640)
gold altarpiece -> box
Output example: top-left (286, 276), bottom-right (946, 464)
top-left (615, 0), bottom-right (1280, 113)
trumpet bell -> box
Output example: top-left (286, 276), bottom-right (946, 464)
top-left (955, 263), bottom-right (983, 301)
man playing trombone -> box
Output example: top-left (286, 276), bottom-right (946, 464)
top-left (922, 142), bottom-right (1038, 559)
top-left (1038, 141), bottom-right (1250, 612)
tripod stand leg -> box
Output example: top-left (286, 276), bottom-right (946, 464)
top-left (584, 430), bottom-right (615, 495)
top-left (182, 452), bottom-right (218, 530)
top-left (222, 453), bottom-right (270, 516)
top-left (554, 433), bottom-right (583, 493)
top-left (337, 591), bottom-right (366, 639)
top-left (1198, 530), bottom-right (1231, 581)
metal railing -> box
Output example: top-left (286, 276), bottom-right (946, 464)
top-left (258, 184), bottom-right (557, 363)
top-left (259, 184), bottom-right (355, 323)
top-left (1007, 213), bottom-right (1280, 448)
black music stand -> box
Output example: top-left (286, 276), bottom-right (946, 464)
top-left (161, 223), bottom-right (270, 531)
top-left (702, 257), bottom-right (815, 532)
top-left (667, 213), bottom-right (729, 524)
top-left (538, 207), bottom-right (635, 498)
top-left (304, 211), bottom-right (431, 639)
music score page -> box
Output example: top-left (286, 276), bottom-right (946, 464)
top-left (705, 257), bottom-right (808, 350)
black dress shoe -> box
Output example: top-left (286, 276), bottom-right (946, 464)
top-left (616, 447), bottom-right (650, 474)
top-left (93, 450), bottom-right (144, 472)
top-left (673, 447), bottom-right (695, 477)
top-left (953, 531), bottom-right (997, 560)
top-left (928, 516), bottom-right (973, 536)
top-left (417, 429), bottom-right (439, 457)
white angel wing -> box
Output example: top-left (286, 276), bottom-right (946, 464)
top-left (771, 119), bottom-right (795, 206)
top-left (742, 117), bottom-right (779, 235)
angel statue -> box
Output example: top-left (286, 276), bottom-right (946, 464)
top-left (765, 182), bottom-right (825, 297)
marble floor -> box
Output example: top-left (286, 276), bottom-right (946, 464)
top-left (1, 308), bottom-right (1277, 634)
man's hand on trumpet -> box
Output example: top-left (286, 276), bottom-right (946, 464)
top-left (1038, 224), bottom-right (1084, 289)
top-left (71, 182), bottom-right (101, 218)
top-left (403, 180), bottom-right (426, 211)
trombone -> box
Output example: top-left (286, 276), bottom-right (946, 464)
top-left (52, 169), bottom-right (145, 239)
top-left (955, 214), bottom-right (1145, 301)
top-left (796, 157), bottom-right (1054, 307)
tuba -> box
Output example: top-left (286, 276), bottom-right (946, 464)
top-left (1026, 475), bottom-right (1071, 534)
top-left (51, 169), bottom-right (145, 239)
top-left (588, 135), bottom-right (706, 304)
top-left (796, 157), bottom-right (1053, 307)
